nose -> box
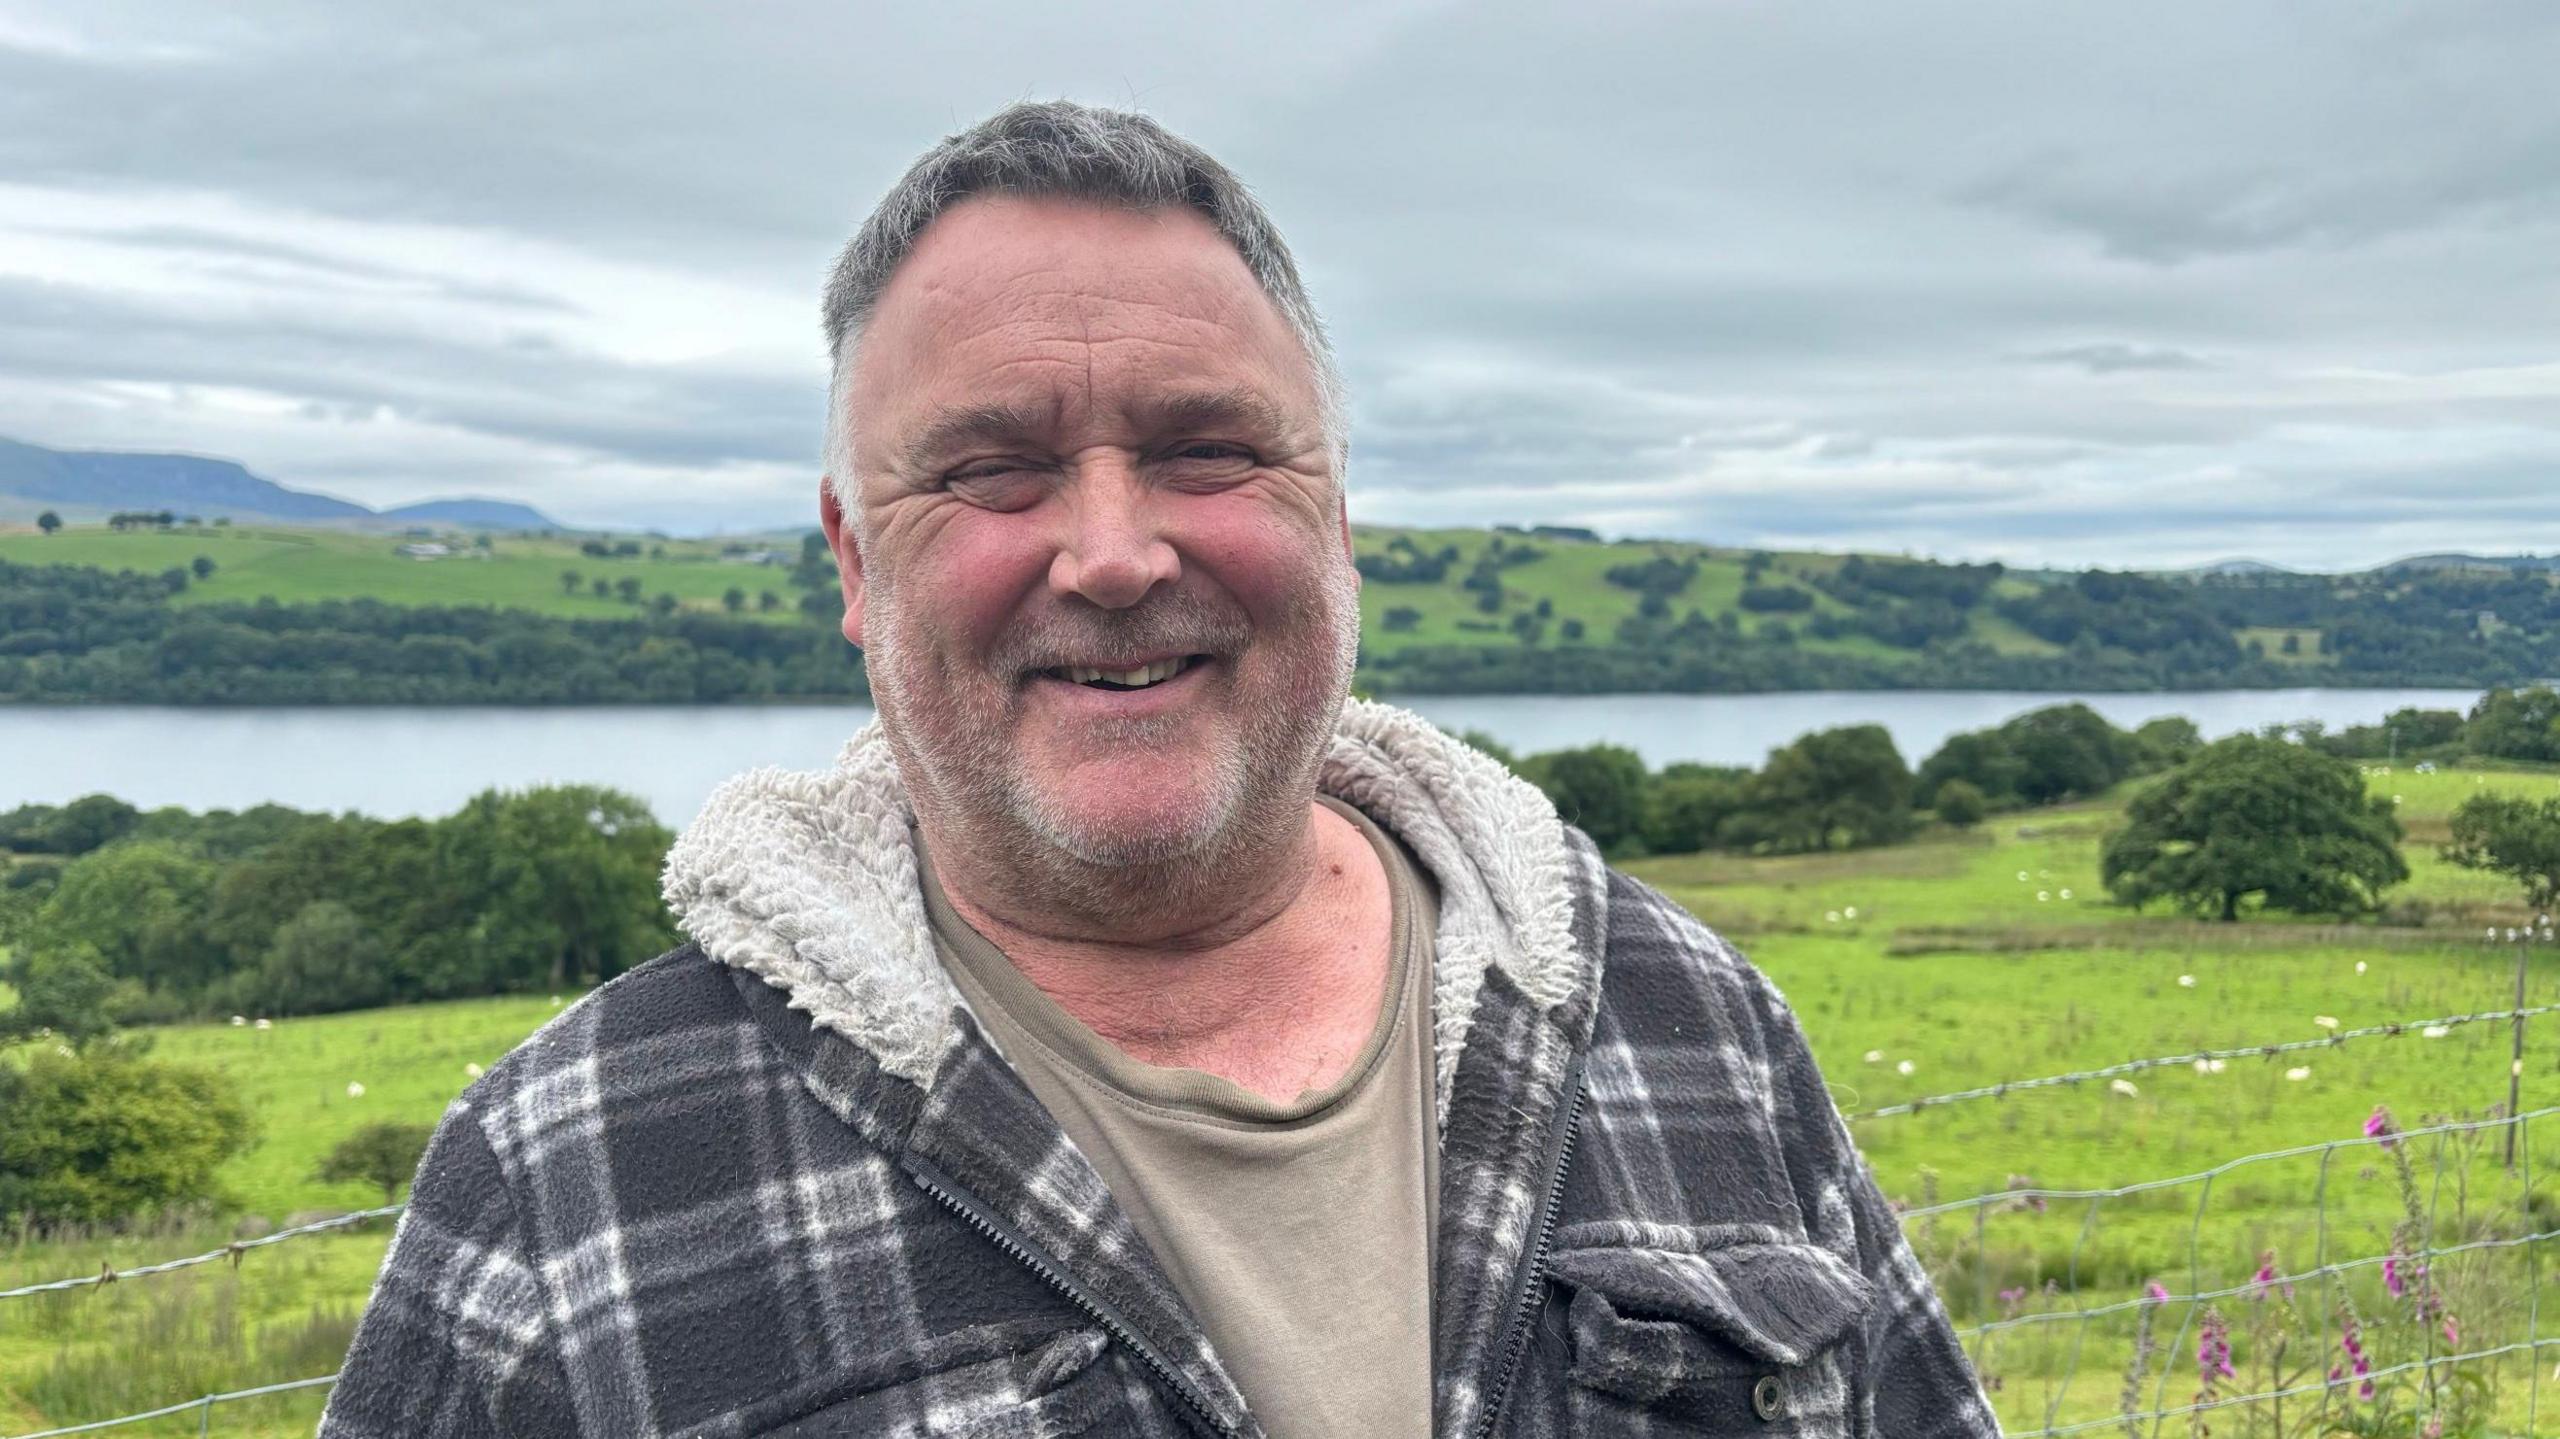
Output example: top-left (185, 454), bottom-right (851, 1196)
top-left (1048, 460), bottom-right (1179, 609)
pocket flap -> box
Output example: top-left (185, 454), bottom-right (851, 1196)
top-left (1547, 1223), bottom-right (1875, 1368)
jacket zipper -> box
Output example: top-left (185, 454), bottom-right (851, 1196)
top-left (904, 1155), bottom-right (1234, 1438)
top-left (1473, 1053), bottom-right (1587, 1439)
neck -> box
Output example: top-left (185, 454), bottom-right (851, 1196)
top-left (923, 798), bottom-right (1394, 1100)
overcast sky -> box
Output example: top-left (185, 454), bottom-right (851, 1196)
top-left (2, 1), bottom-right (2555, 569)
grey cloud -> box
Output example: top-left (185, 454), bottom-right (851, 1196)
top-left (2, 0), bottom-right (2557, 566)
top-left (2025, 342), bottom-right (2210, 374)
top-left (46, 224), bottom-right (577, 312)
top-left (0, 274), bottom-right (810, 472)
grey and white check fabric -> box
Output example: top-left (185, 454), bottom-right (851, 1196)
top-left (322, 705), bottom-right (1998, 1438)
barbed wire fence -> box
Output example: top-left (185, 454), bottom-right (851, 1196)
top-left (3, 995), bottom-right (2551, 1436)
top-left (1861, 944), bottom-right (2557, 1439)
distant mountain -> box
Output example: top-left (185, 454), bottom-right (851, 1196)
top-left (2375, 553), bottom-right (2560, 575)
top-left (379, 498), bottom-right (558, 531)
top-left (0, 436), bottom-right (561, 530)
top-left (2178, 558), bottom-right (2296, 577)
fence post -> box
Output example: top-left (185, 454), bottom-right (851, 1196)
top-left (2511, 939), bottom-right (2530, 1172)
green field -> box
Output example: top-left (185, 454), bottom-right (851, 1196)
top-left (1348, 527), bottom-right (2002, 664)
top-left (4, 519), bottom-right (2071, 667)
top-left (5, 766), bottom-right (2558, 1434)
top-left (0, 524), bottom-right (809, 624)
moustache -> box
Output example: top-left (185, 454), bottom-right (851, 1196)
top-left (988, 591), bottom-right (1255, 676)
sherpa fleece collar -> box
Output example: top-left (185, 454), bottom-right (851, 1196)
top-left (661, 697), bottom-right (1587, 1120)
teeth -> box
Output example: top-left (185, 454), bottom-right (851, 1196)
top-left (1060, 658), bottom-right (1188, 688)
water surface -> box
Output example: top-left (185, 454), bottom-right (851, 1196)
top-left (0, 688), bottom-right (2482, 825)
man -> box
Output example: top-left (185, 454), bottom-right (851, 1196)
top-left (323, 101), bottom-right (1997, 1438)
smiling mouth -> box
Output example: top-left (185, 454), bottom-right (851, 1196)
top-left (1039, 654), bottom-right (1206, 692)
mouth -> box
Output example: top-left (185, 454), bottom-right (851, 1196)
top-left (1036, 653), bottom-right (1210, 693)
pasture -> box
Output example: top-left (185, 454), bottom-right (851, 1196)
top-left (1, 520), bottom-right (2082, 667)
top-left (0, 525), bottom-right (806, 624)
top-left (4, 766), bottom-right (2556, 1434)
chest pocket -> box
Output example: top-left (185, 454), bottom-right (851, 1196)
top-left (708, 1325), bottom-right (1125, 1439)
top-left (1546, 1226), bottom-right (1875, 1437)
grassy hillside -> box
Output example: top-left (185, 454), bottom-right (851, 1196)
top-left (0, 524), bottom-right (807, 624)
top-left (6, 763), bottom-right (2559, 1432)
top-left (11, 518), bottom-right (2560, 696)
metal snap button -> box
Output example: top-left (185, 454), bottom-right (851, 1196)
top-left (1751, 1373), bottom-right (1788, 1421)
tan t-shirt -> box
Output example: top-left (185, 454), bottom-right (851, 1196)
top-left (920, 796), bottom-right (1439, 1439)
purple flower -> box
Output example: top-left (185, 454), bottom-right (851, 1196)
top-left (2196, 1309), bottom-right (2236, 1386)
top-left (2248, 1250), bottom-right (2278, 1300)
top-left (2144, 1280), bottom-right (2171, 1304)
top-left (2383, 1253), bottom-right (2405, 1299)
top-left (2364, 1104), bottom-right (2399, 1149)
top-left (2336, 1313), bottom-right (2375, 1402)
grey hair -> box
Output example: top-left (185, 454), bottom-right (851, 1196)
top-left (820, 100), bottom-right (1347, 512)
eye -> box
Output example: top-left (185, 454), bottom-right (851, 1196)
top-left (1159, 442), bottom-right (1257, 485)
top-left (944, 462), bottom-right (1049, 512)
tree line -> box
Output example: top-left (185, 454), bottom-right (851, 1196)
top-left (12, 542), bottom-right (2560, 701)
top-left (1474, 700), bottom-right (2207, 861)
top-left (1490, 685), bottom-right (2559, 924)
top-left (0, 785), bottom-right (676, 1037)
top-left (0, 556), bottom-right (866, 703)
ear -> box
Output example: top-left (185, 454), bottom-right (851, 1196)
top-left (817, 477), bottom-right (868, 648)
top-left (1336, 491), bottom-right (1355, 565)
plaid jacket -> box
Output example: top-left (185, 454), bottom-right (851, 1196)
top-left (322, 701), bottom-right (1997, 1438)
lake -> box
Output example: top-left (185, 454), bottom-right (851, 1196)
top-left (0, 688), bottom-right (2484, 827)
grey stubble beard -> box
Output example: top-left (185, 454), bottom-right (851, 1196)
top-left (861, 550), bottom-right (1362, 930)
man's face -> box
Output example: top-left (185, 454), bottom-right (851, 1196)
top-left (825, 195), bottom-right (1359, 869)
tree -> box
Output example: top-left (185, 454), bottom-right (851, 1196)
top-left (615, 577), bottom-right (643, 605)
top-left (0, 1044), bottom-right (256, 1226)
top-left (316, 1121), bottom-right (435, 1204)
top-left (0, 943), bottom-right (126, 1045)
top-left (2132, 716), bottom-right (2203, 772)
top-left (2465, 685), bottom-right (2560, 763)
top-left (1934, 778), bottom-right (1989, 829)
top-left (1643, 766), bottom-right (1749, 854)
top-left (650, 593), bottom-right (678, 617)
top-left (2445, 793), bottom-right (2560, 913)
top-left (1520, 744), bottom-right (1651, 853)
top-left (2102, 736), bottom-right (2407, 921)
top-left (757, 589), bottom-right (781, 613)
top-left (591, 577), bottom-right (611, 599)
top-left (1914, 704), bottom-right (2138, 810)
top-left (1914, 730), bottom-right (2023, 810)
top-left (1381, 606), bottom-right (1421, 633)
top-left (1, 793), bottom-right (141, 856)
top-left (435, 785), bottom-right (676, 992)
top-left (228, 899), bottom-right (392, 1015)
top-left (2004, 703), bottom-right (2137, 804)
top-left (1729, 725), bottom-right (1914, 853)
top-left (30, 841), bottom-right (222, 996)
top-left (561, 569), bottom-right (582, 595)
top-left (723, 586), bottom-right (747, 613)
top-left (36, 510), bottom-right (61, 536)
top-left (190, 554), bottom-right (216, 581)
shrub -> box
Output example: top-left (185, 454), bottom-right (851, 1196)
top-left (0, 1044), bottom-right (256, 1228)
top-left (316, 1122), bottom-right (436, 1205)
top-left (1935, 778), bottom-right (1989, 829)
